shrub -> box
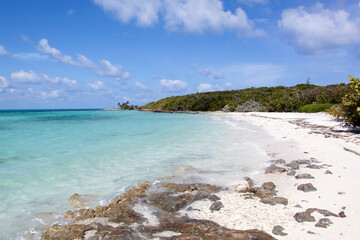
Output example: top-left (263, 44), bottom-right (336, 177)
top-left (236, 99), bottom-right (262, 112)
top-left (297, 103), bottom-right (333, 113)
top-left (327, 75), bottom-right (360, 127)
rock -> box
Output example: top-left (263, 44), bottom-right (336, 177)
top-left (287, 170), bottom-right (296, 176)
top-left (294, 204), bottom-right (302, 208)
top-left (307, 231), bottom-right (316, 235)
top-left (244, 177), bottom-right (254, 188)
top-left (297, 183), bottom-right (317, 192)
top-left (260, 197), bottom-right (288, 206)
top-left (315, 218), bottom-right (333, 228)
top-left (41, 224), bottom-right (94, 240)
top-left (210, 201), bottom-right (224, 211)
top-left (296, 159), bottom-right (311, 165)
top-left (161, 183), bottom-right (221, 193)
top-left (285, 161), bottom-right (300, 170)
top-left (293, 212), bottom-right (316, 222)
top-left (324, 170), bottom-right (333, 174)
top-left (148, 193), bottom-right (190, 212)
top-left (338, 192), bottom-right (346, 195)
top-left (235, 180), bottom-right (250, 193)
top-left (272, 225), bottom-right (288, 236)
top-left (209, 194), bottom-right (220, 202)
top-left (306, 208), bottom-right (338, 217)
top-left (339, 211), bottom-right (346, 218)
top-left (69, 193), bottom-right (87, 208)
top-left (306, 164), bottom-right (322, 169)
top-left (295, 173), bottom-right (315, 179)
top-left (265, 164), bottom-right (287, 174)
top-left (270, 159), bottom-right (285, 164)
top-left (261, 182), bottom-right (276, 191)
top-left (252, 188), bottom-right (275, 199)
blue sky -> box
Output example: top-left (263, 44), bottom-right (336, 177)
top-left (0, 0), bottom-right (360, 109)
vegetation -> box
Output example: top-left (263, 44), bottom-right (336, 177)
top-left (118, 101), bottom-right (138, 110)
top-left (297, 103), bottom-right (333, 113)
top-left (327, 76), bottom-right (360, 127)
top-left (142, 83), bottom-right (351, 113)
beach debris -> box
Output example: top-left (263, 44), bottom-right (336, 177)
top-left (261, 182), bottom-right (276, 191)
top-left (269, 159), bottom-right (285, 164)
top-left (339, 211), bottom-right (346, 218)
top-left (306, 164), bottom-right (323, 169)
top-left (209, 194), bottom-right (221, 202)
top-left (260, 197), bottom-right (288, 206)
top-left (315, 218), bottom-right (333, 228)
top-left (293, 212), bottom-right (316, 222)
top-left (324, 170), bottom-right (333, 174)
top-left (265, 164), bottom-right (287, 174)
top-left (295, 173), bottom-right (315, 179)
top-left (297, 183), bottom-right (317, 192)
top-left (287, 170), bottom-right (296, 176)
top-left (210, 201), bottom-right (224, 211)
top-left (338, 191), bottom-right (346, 195)
top-left (306, 208), bottom-right (338, 217)
top-left (272, 225), bottom-right (288, 236)
top-left (307, 231), bottom-right (316, 235)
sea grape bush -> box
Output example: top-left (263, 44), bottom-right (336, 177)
top-left (327, 75), bottom-right (360, 127)
top-left (236, 99), bottom-right (262, 112)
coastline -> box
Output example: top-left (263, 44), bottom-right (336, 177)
top-left (40, 112), bottom-right (360, 239)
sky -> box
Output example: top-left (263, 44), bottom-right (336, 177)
top-left (0, 0), bottom-right (360, 109)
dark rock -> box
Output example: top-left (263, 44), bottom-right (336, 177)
top-left (148, 193), bottom-right (190, 212)
top-left (339, 211), bottom-right (346, 218)
top-left (315, 218), bottom-right (333, 228)
top-left (287, 170), bottom-right (296, 176)
top-left (244, 177), bottom-right (254, 188)
top-left (272, 225), bottom-right (288, 236)
top-left (265, 164), bottom-right (287, 174)
top-left (293, 212), bottom-right (316, 222)
top-left (306, 208), bottom-right (338, 217)
top-left (41, 224), bottom-right (94, 240)
top-left (324, 170), bottom-right (333, 174)
top-left (253, 188), bottom-right (275, 199)
top-left (294, 204), bottom-right (302, 208)
top-left (297, 183), bottom-right (317, 192)
top-left (338, 192), bottom-right (346, 195)
top-left (295, 173), bottom-right (315, 179)
top-left (160, 183), bottom-right (221, 193)
top-left (285, 161), bottom-right (300, 170)
top-left (270, 159), bottom-right (285, 164)
top-left (307, 231), bottom-right (316, 235)
top-left (210, 201), bottom-right (224, 211)
top-left (306, 164), bottom-right (322, 169)
top-left (143, 217), bottom-right (276, 240)
top-left (260, 197), bottom-right (288, 206)
top-left (261, 182), bottom-right (276, 191)
top-left (209, 194), bottom-right (221, 202)
top-left (296, 159), bottom-right (311, 165)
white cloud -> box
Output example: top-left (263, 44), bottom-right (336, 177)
top-left (88, 81), bottom-right (107, 91)
top-left (11, 70), bottom-right (40, 83)
top-left (279, 5), bottom-right (360, 54)
top-left (93, 0), bottom-right (162, 26)
top-left (135, 81), bottom-right (148, 90)
top-left (225, 82), bottom-right (234, 89)
top-left (40, 90), bottom-right (60, 99)
top-left (37, 39), bottom-right (130, 81)
top-left (0, 45), bottom-right (8, 55)
top-left (38, 38), bottom-right (76, 65)
top-left (195, 66), bottom-right (224, 79)
top-left (196, 83), bottom-right (223, 92)
top-left (93, 0), bottom-right (264, 37)
top-left (41, 74), bottom-right (78, 87)
top-left (12, 52), bottom-right (48, 60)
top-left (160, 79), bottom-right (187, 92)
top-left (0, 76), bottom-right (8, 92)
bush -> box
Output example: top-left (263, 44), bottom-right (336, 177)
top-left (327, 75), bottom-right (360, 127)
top-left (297, 103), bottom-right (333, 113)
top-left (236, 99), bottom-right (262, 112)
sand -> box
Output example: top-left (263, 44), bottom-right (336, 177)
top-left (180, 112), bottom-right (360, 239)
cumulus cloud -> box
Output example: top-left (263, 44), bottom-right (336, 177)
top-left (93, 0), bottom-right (264, 37)
top-left (88, 81), bottom-right (107, 91)
top-left (37, 39), bottom-right (130, 81)
top-left (0, 45), bottom-right (8, 55)
top-left (279, 4), bottom-right (360, 54)
top-left (0, 76), bottom-right (8, 92)
top-left (160, 79), bottom-right (187, 92)
top-left (135, 81), bottom-right (148, 90)
top-left (197, 83), bottom-right (223, 92)
top-left (40, 90), bottom-right (61, 99)
top-left (11, 70), bottom-right (40, 83)
top-left (41, 74), bottom-right (78, 87)
top-left (93, 0), bottom-right (162, 26)
top-left (225, 82), bottom-right (234, 89)
top-left (238, 0), bottom-right (268, 5)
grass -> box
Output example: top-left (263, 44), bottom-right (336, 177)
top-left (297, 103), bottom-right (334, 113)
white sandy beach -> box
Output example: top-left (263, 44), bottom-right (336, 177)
top-left (180, 112), bottom-right (360, 239)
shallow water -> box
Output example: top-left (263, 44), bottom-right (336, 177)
top-left (0, 110), bottom-right (268, 239)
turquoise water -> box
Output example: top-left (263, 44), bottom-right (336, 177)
top-left (0, 110), bottom-right (267, 239)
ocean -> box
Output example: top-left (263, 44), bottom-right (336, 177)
top-left (0, 110), bottom-right (268, 239)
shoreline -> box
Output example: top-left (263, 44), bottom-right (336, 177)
top-left (40, 112), bottom-right (360, 239)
